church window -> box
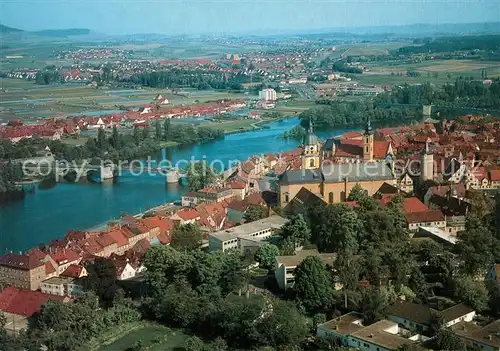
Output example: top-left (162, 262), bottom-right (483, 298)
top-left (365, 146), bottom-right (369, 153)
top-left (309, 158), bottom-right (315, 168)
top-left (329, 192), bottom-right (334, 204)
top-left (284, 193), bottom-right (289, 203)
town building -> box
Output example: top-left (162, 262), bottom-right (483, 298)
top-left (274, 249), bottom-right (336, 290)
top-left (450, 320), bottom-right (500, 351)
top-left (259, 88), bottom-right (277, 101)
top-left (208, 215), bottom-right (287, 252)
top-left (317, 313), bottom-right (420, 351)
top-left (0, 287), bottom-right (70, 333)
top-left (40, 276), bottom-right (83, 297)
top-left (0, 252), bottom-right (47, 291)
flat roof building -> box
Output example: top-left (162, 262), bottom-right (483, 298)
top-left (208, 215), bottom-right (288, 252)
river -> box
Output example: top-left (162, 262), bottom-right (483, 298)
top-left (0, 118), bottom-right (352, 252)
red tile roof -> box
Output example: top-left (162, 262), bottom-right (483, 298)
top-left (106, 229), bottom-right (129, 248)
top-left (402, 197), bottom-right (429, 213)
top-left (0, 287), bottom-right (68, 317)
top-left (342, 131), bottom-right (363, 139)
top-left (0, 252), bottom-right (45, 270)
top-left (60, 264), bottom-right (85, 278)
top-left (49, 249), bottom-right (81, 265)
top-left (45, 261), bottom-right (56, 275)
top-left (96, 233), bottom-right (116, 248)
top-left (404, 210), bottom-right (445, 224)
top-left (175, 208), bottom-right (200, 221)
top-left (489, 169), bottom-right (500, 181)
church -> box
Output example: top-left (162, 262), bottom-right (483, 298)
top-left (278, 120), bottom-right (397, 207)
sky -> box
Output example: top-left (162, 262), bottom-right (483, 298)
top-left (0, 0), bottom-right (499, 35)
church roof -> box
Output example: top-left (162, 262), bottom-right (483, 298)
top-left (278, 169), bottom-right (323, 185)
top-left (322, 162), bottom-right (394, 183)
top-left (304, 121), bottom-right (321, 146)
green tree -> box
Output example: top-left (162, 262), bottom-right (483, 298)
top-left (207, 337), bottom-right (228, 351)
top-left (281, 214), bottom-right (310, 247)
top-left (171, 223), bottom-right (203, 251)
top-left (184, 336), bottom-right (204, 351)
top-left (453, 275), bottom-right (489, 312)
top-left (308, 203), bottom-right (360, 254)
top-left (455, 215), bottom-right (496, 276)
top-left (244, 204), bottom-right (268, 222)
top-left (133, 127), bottom-right (141, 145)
top-left (163, 118), bottom-right (171, 140)
top-left (187, 161), bottom-right (218, 192)
top-left (82, 258), bottom-right (120, 305)
top-left (347, 183), bottom-right (368, 201)
top-left (254, 244), bottom-right (280, 272)
top-left (435, 329), bottom-right (465, 351)
top-left (111, 126), bottom-right (120, 149)
top-left (293, 256), bottom-right (334, 312)
top-left (155, 120), bottom-right (162, 139)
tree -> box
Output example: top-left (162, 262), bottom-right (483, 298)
top-left (163, 118), bottom-right (171, 140)
top-left (187, 161), bottom-right (218, 192)
top-left (207, 337), bottom-right (228, 351)
top-left (280, 237), bottom-right (296, 256)
top-left (486, 280), bottom-right (500, 316)
top-left (281, 214), bottom-right (310, 247)
top-left (97, 128), bottom-right (107, 151)
top-left (455, 215), bottom-right (496, 276)
top-left (308, 203), bottom-right (360, 254)
top-left (347, 183), bottom-right (368, 201)
top-left (184, 336), bottom-right (204, 351)
top-left (155, 120), bottom-right (162, 139)
top-left (111, 126), bottom-right (120, 149)
top-left (435, 329), bottom-right (465, 351)
top-left (171, 223), bottom-right (203, 251)
top-left (453, 275), bottom-right (489, 312)
top-left (293, 256), bottom-right (334, 312)
top-left (244, 204), bottom-right (268, 222)
top-left (361, 287), bottom-right (394, 325)
top-left (254, 244), bottom-right (280, 272)
top-left (82, 258), bottom-right (120, 305)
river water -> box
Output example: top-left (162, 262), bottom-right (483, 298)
top-left (0, 118), bottom-right (351, 252)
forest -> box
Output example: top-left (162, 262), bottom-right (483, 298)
top-left (300, 78), bottom-right (500, 128)
top-left (398, 35), bottom-right (500, 55)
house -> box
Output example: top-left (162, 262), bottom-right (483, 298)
top-left (450, 319), bottom-right (500, 351)
top-left (40, 276), bottom-right (83, 297)
top-left (60, 264), bottom-right (87, 278)
top-left (387, 301), bottom-right (475, 333)
top-left (0, 252), bottom-right (47, 290)
top-left (404, 210), bottom-right (446, 232)
top-left (208, 215), bottom-right (287, 252)
top-left (318, 314), bottom-right (419, 351)
top-left (196, 187), bottom-right (235, 204)
top-left (275, 249), bottom-right (336, 290)
top-left (181, 192), bottom-right (198, 207)
top-left (282, 186), bottom-right (327, 217)
top-left (49, 248), bottom-right (81, 275)
top-left (170, 208), bottom-right (201, 225)
top-left (317, 312), bottom-right (365, 347)
top-left (0, 286), bottom-right (70, 333)
top-left (413, 226), bottom-right (457, 246)
top-left (115, 260), bottom-right (137, 280)
top-left (227, 192), bottom-right (267, 223)
top-left (490, 170), bottom-right (500, 188)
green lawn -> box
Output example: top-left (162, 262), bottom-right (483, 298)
top-left (81, 322), bottom-right (193, 351)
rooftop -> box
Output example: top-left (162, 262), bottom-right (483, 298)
top-left (452, 320), bottom-right (500, 349)
top-left (318, 312), bottom-right (364, 335)
top-left (276, 249), bottom-right (336, 268)
top-left (414, 226), bottom-right (458, 245)
top-left (387, 301), bottom-right (433, 326)
top-left (42, 276), bottom-right (76, 285)
top-left (0, 287), bottom-right (68, 317)
top-left (352, 320), bottom-right (414, 350)
top-left (209, 215), bottom-right (287, 242)
top-left (322, 162), bottom-right (394, 183)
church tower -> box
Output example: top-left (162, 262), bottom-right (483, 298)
top-left (363, 118), bottom-right (374, 162)
top-left (421, 138), bottom-right (434, 181)
top-left (302, 120), bottom-right (321, 170)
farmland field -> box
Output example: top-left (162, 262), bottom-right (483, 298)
top-left (0, 78), bottom-right (254, 122)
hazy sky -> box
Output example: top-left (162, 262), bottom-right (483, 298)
top-left (1, 0), bottom-right (499, 35)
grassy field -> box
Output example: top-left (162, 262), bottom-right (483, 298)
top-left (356, 59), bottom-right (500, 86)
top-left (79, 322), bottom-right (194, 351)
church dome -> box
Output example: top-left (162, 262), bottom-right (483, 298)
top-left (303, 120), bottom-right (320, 146)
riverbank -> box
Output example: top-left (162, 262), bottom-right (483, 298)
top-left (0, 117), bottom-right (354, 252)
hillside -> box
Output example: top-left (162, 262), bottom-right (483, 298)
top-left (33, 28), bottom-right (91, 37)
top-left (0, 24), bottom-right (23, 34)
